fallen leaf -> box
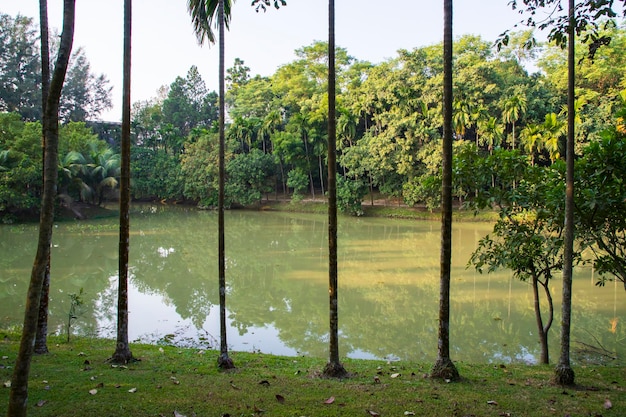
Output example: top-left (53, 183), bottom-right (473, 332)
top-left (604, 399), bottom-right (613, 409)
top-left (324, 396), bottom-right (335, 404)
top-left (253, 405), bottom-right (265, 413)
top-left (96, 382), bottom-right (104, 388)
top-left (173, 411), bottom-right (186, 417)
top-left (36, 400), bottom-right (47, 407)
top-left (404, 412), bottom-right (416, 416)
top-left (230, 382), bottom-right (241, 390)
top-left (78, 352), bottom-right (86, 357)
top-left (128, 387), bottom-right (137, 393)
top-left (3, 381), bottom-right (11, 388)
top-left (367, 410), bottom-right (380, 416)
top-left (390, 373), bottom-right (401, 378)
top-left (259, 380), bottom-right (270, 387)
top-left (89, 389), bottom-right (98, 395)
top-left (373, 376), bottom-right (381, 383)
top-left (276, 394), bottom-right (285, 403)
top-left (487, 400), bottom-right (498, 406)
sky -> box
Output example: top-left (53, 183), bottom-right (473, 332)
top-left (2, 0), bottom-right (538, 122)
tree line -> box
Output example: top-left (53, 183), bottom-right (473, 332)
top-left (2, 12), bottom-right (625, 219)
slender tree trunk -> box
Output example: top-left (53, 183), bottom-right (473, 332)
top-left (431, 0), bottom-right (459, 381)
top-left (34, 0), bottom-right (51, 356)
top-left (111, 0), bottom-right (134, 364)
top-left (303, 135), bottom-right (315, 199)
top-left (555, 0), bottom-right (576, 386)
top-left (217, 0), bottom-right (234, 369)
top-left (318, 154), bottom-right (325, 196)
top-left (323, 0), bottom-right (346, 378)
top-left (532, 275), bottom-right (549, 364)
top-left (8, 2), bottom-right (75, 416)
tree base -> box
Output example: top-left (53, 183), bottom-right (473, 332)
top-left (218, 353), bottom-right (235, 370)
top-left (430, 357), bottom-right (460, 381)
top-left (110, 347), bottom-right (135, 365)
top-left (553, 364), bottom-right (575, 386)
top-left (34, 345), bottom-right (49, 355)
top-left (322, 361), bottom-right (348, 378)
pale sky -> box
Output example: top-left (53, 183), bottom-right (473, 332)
top-left (2, 0), bottom-right (535, 121)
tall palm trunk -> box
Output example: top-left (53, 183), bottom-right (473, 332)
top-left (323, 0), bottom-right (346, 378)
top-left (555, 0), bottom-right (576, 386)
top-left (111, 0), bottom-right (134, 364)
top-left (35, 0), bottom-right (51, 356)
top-left (8, 2), bottom-right (75, 415)
top-left (431, 0), bottom-right (460, 381)
top-left (217, 0), bottom-right (234, 369)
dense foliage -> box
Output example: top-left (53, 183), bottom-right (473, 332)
top-left (1, 10), bottom-right (625, 288)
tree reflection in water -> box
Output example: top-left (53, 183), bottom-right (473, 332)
top-left (0, 206), bottom-right (623, 364)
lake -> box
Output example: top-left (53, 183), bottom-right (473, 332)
top-left (1, 204), bottom-right (623, 365)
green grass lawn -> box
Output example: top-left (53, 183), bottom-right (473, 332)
top-left (1, 334), bottom-right (623, 417)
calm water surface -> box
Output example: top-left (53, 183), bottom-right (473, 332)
top-left (1, 204), bottom-right (623, 364)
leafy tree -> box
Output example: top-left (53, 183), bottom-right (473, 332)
top-left (286, 167), bottom-right (308, 200)
top-left (226, 149), bottom-right (276, 206)
top-left (469, 154), bottom-right (572, 365)
top-left (430, 0), bottom-right (460, 381)
top-left (162, 65), bottom-right (216, 141)
top-left (180, 130), bottom-right (223, 206)
top-left (59, 47), bottom-right (113, 122)
top-left (0, 11), bottom-right (113, 123)
top-left (226, 57), bottom-right (250, 87)
top-left (0, 13), bottom-right (40, 121)
top-left (575, 92), bottom-right (626, 289)
top-left (0, 114), bottom-right (42, 220)
top-left (502, 0), bottom-right (626, 387)
top-left (8, 0), bottom-right (76, 414)
top-left (336, 175), bottom-right (366, 216)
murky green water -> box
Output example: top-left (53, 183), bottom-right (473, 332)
top-left (1, 204), bottom-right (624, 364)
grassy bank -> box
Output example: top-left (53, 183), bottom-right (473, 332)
top-left (258, 199), bottom-right (498, 222)
top-left (1, 334), bottom-right (623, 416)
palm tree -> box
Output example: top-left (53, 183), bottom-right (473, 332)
top-left (86, 146), bottom-right (121, 206)
top-left (477, 116), bottom-right (503, 155)
top-left (541, 113), bottom-right (565, 163)
top-left (187, 0), bottom-right (234, 369)
top-left (187, 0), bottom-right (284, 368)
top-left (111, 0), bottom-right (134, 364)
top-left (322, 0), bottom-right (347, 378)
top-left (554, 0), bottom-right (576, 387)
top-left (430, 0), bottom-right (460, 381)
top-left (501, 90), bottom-right (527, 150)
top-left (8, 1), bottom-right (76, 415)
top-left (520, 123), bottom-right (543, 166)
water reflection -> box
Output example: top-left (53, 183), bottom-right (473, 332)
top-left (0, 205), bottom-right (623, 364)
